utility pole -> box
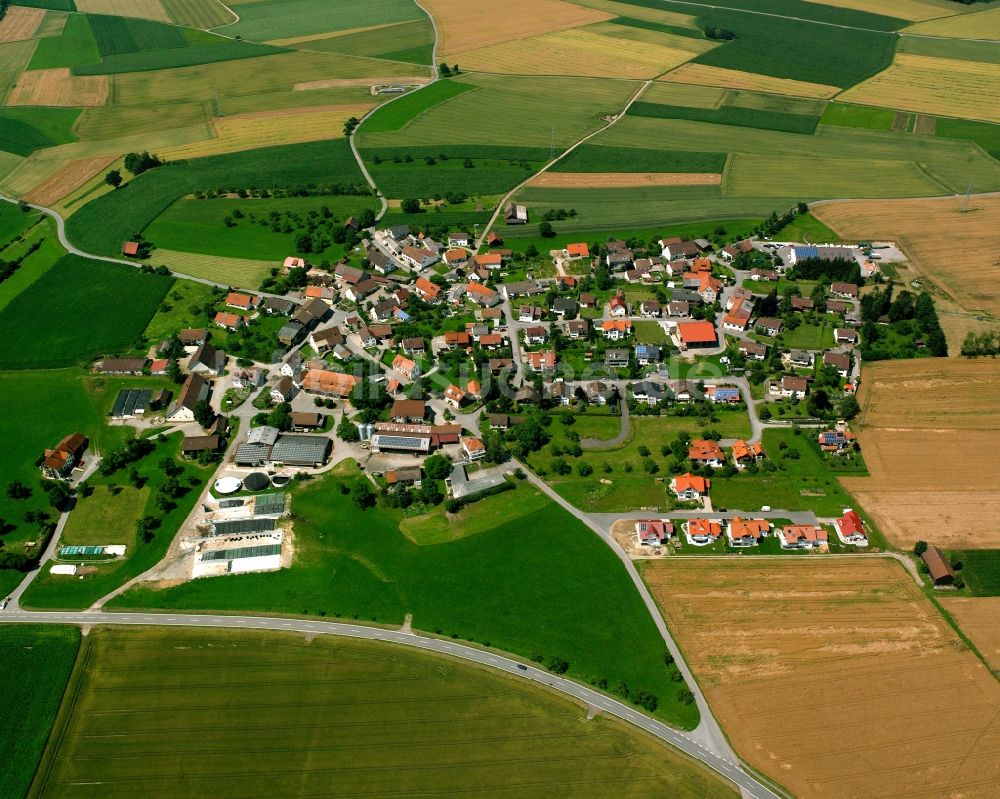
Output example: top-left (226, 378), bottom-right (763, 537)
top-left (550, 126), bottom-right (555, 161)
top-left (960, 180), bottom-right (973, 213)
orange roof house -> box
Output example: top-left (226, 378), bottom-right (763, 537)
top-left (731, 439), bottom-right (765, 466)
top-left (415, 276), bottom-right (441, 301)
top-left (214, 311), bottom-right (244, 330)
top-left (727, 517), bottom-right (770, 546)
top-left (670, 472), bottom-right (710, 497)
top-left (686, 518), bottom-right (722, 542)
top-left (122, 241), bottom-right (140, 256)
top-left (474, 252), bottom-right (502, 268)
top-left (525, 350), bottom-right (556, 371)
top-left (466, 379), bottom-right (481, 396)
top-left (226, 291), bottom-right (256, 309)
top-left (444, 384), bottom-right (465, 406)
top-left (689, 439), bottom-right (725, 466)
top-left (691, 257), bottom-right (712, 273)
top-left (391, 354), bottom-right (419, 379)
top-left (780, 525), bottom-right (828, 549)
top-left (300, 369), bottom-right (358, 398)
top-left (566, 242), bottom-right (589, 258)
top-left (676, 320), bottom-right (717, 349)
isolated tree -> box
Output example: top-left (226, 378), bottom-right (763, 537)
top-left (423, 454), bottom-right (452, 480)
top-left (105, 169), bottom-right (123, 189)
top-left (350, 480), bottom-right (376, 510)
top-left (400, 197), bottom-right (422, 214)
top-left (6, 480), bottom-right (31, 500)
top-left (538, 221), bottom-right (555, 238)
top-left (913, 540), bottom-right (928, 557)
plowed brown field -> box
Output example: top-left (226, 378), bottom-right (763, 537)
top-left (24, 155), bottom-right (116, 207)
top-left (645, 558), bottom-right (1000, 799)
top-left (841, 359), bottom-right (1000, 548)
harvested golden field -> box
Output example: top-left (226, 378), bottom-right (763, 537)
top-left (423, 0), bottom-right (611, 56)
top-left (839, 53), bottom-right (1000, 123)
top-left (530, 171), bottom-right (721, 187)
top-left (904, 4), bottom-right (1000, 38)
top-left (7, 68), bottom-right (108, 107)
top-left (840, 359), bottom-right (1000, 549)
top-left (646, 558), bottom-right (1000, 799)
top-left (456, 26), bottom-right (702, 79)
top-left (806, 0), bottom-right (967, 21)
top-left (941, 597), bottom-right (1000, 672)
top-left (659, 63), bottom-right (839, 99)
top-left (151, 249), bottom-right (272, 285)
top-left (0, 6), bottom-right (45, 43)
top-left (571, 0), bottom-right (699, 27)
top-left (814, 196), bottom-right (1000, 320)
top-left (269, 22), bottom-right (401, 48)
top-left (75, 0), bottom-right (171, 22)
top-left (23, 155), bottom-right (116, 207)
top-left (158, 104), bottom-right (371, 159)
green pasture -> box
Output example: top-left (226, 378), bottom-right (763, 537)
top-left (29, 12), bottom-right (100, 69)
top-left (363, 144), bottom-right (548, 197)
top-left (61, 485), bottom-right (149, 549)
top-left (163, 0), bottom-right (236, 28)
top-left (30, 627), bottom-right (734, 798)
top-left (65, 140), bottom-right (365, 258)
top-left (0, 255), bottom-right (172, 369)
top-left (0, 220), bottom-right (64, 313)
top-left (0, 108), bottom-right (79, 157)
top-left (145, 194), bottom-right (379, 261)
top-left (215, 0), bottom-right (426, 41)
top-left (498, 218), bottom-right (761, 252)
top-left (820, 102), bottom-right (897, 131)
top-left (362, 80), bottom-right (476, 134)
top-left (142, 278), bottom-right (219, 341)
top-left (111, 472), bottom-right (701, 728)
top-left (948, 550), bottom-right (1000, 595)
top-left (360, 73), bottom-right (638, 148)
top-left (552, 143), bottom-right (726, 173)
top-left (0, 625), bottom-right (79, 799)
top-left (311, 18), bottom-right (433, 63)
top-left (630, 100), bottom-right (821, 135)
top-left (935, 117), bottom-right (1000, 159)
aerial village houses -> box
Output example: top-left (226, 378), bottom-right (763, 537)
top-left (635, 519), bottom-right (673, 546)
top-left (670, 473), bottom-right (710, 500)
top-left (689, 439), bottom-right (726, 468)
top-left (778, 524), bottom-right (828, 549)
top-left (727, 517), bottom-right (770, 547)
top-left (834, 509), bottom-right (868, 545)
top-left (684, 518), bottom-right (722, 545)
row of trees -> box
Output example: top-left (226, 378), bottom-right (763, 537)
top-left (960, 330), bottom-right (1000, 357)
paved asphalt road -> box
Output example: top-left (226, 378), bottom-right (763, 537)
top-left (0, 608), bottom-right (782, 799)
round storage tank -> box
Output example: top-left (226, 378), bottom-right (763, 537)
top-left (243, 472), bottom-right (269, 491)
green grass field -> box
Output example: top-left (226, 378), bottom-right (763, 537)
top-left (65, 140), bottom-right (366, 258)
top-left (28, 12), bottom-right (100, 69)
top-left (551, 143), bottom-right (727, 173)
top-left (0, 369), bottom-right (135, 560)
top-left (0, 255), bottom-right (172, 369)
top-left (362, 144), bottom-right (549, 197)
top-left (936, 117), bottom-right (1000, 159)
top-left (526, 412), bottom-right (752, 513)
top-left (359, 73), bottom-right (638, 148)
top-left (0, 223), bottom-right (64, 314)
top-left (596, 116), bottom-right (1000, 195)
top-left (312, 18), bottom-right (433, 63)
top-left (30, 627), bottom-right (735, 798)
top-left (111, 472), bottom-right (700, 728)
top-left (779, 320), bottom-right (833, 350)
top-left (142, 278), bottom-right (219, 341)
top-left (672, 3), bottom-right (899, 88)
top-left (513, 185), bottom-right (791, 232)
top-left (0, 201), bottom-right (35, 245)
top-left (820, 102), bottom-right (896, 131)
top-left (0, 625), bottom-right (80, 799)
top-left (215, 0), bottom-right (426, 41)
top-left (22, 433), bottom-right (213, 610)
top-left (949, 550), bottom-right (1000, 596)
top-left (61, 485), bottom-right (149, 549)
top-left (0, 109), bottom-right (80, 157)
top-left (88, 14), bottom-right (188, 56)
top-left (74, 38), bottom-right (286, 75)
top-left (630, 100), bottom-right (821, 135)
top-left (145, 194), bottom-right (379, 261)
top-left (499, 218), bottom-right (761, 252)
top-left (710, 428), bottom-right (858, 516)
top-left (362, 80), bottom-right (477, 134)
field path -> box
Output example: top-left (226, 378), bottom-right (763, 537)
top-left (351, 0), bottom-right (441, 223)
top-left (0, 608), bottom-right (783, 799)
top-left (475, 79), bottom-right (653, 250)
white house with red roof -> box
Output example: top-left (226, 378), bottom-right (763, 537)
top-left (683, 518), bottom-right (722, 545)
top-left (834, 509), bottom-right (868, 545)
top-left (669, 473), bottom-right (710, 500)
top-left (635, 519), bottom-right (673, 546)
top-left (726, 517), bottom-right (770, 547)
top-left (461, 436), bottom-right (486, 461)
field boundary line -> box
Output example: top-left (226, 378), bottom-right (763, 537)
top-left (26, 632), bottom-right (90, 799)
top-left (475, 78), bottom-right (652, 249)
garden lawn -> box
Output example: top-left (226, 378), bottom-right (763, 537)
top-left (111, 473), bottom-right (701, 728)
top-left (65, 140), bottom-right (366, 258)
top-left (635, 320), bottom-right (668, 344)
top-left (0, 255), bottom-right (172, 369)
top-left (145, 194), bottom-right (379, 260)
top-left (21, 433), bottom-right (214, 610)
top-left (0, 625), bottom-right (80, 799)
top-left (527, 411), bottom-right (752, 512)
top-left (710, 428), bottom-right (859, 516)
top-left (142, 279), bottom-right (219, 342)
top-left (780, 320), bottom-right (833, 350)
top-left (0, 369), bottom-right (133, 559)
top-left (61, 485), bottom-right (149, 549)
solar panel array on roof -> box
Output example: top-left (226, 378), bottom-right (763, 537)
top-left (111, 388), bottom-right (151, 418)
top-left (211, 518), bottom-right (275, 536)
top-left (254, 493), bottom-right (286, 516)
top-left (372, 434), bottom-right (430, 451)
top-left (218, 499), bottom-right (245, 509)
top-left (234, 443), bottom-right (271, 466)
top-left (202, 543), bottom-right (282, 561)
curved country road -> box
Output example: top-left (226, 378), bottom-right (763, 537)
top-left (0, 609), bottom-right (782, 799)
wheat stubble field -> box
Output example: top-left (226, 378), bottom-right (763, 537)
top-left (644, 558), bottom-right (1000, 799)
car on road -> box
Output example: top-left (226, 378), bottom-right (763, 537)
top-left (761, 505), bottom-right (771, 512)
top-left (516, 664), bottom-right (527, 671)
top-left (0, 596), bottom-right (11, 610)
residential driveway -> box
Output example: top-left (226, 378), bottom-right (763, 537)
top-left (580, 402), bottom-right (630, 449)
